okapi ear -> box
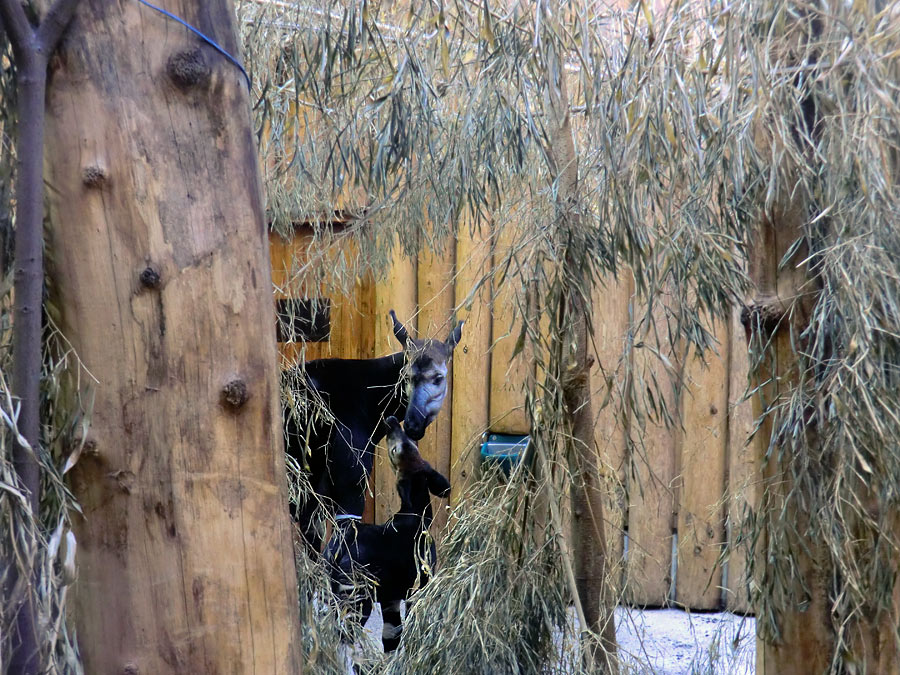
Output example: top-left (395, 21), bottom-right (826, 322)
top-left (389, 309), bottom-right (410, 346)
top-left (445, 319), bottom-right (464, 350)
top-left (427, 469), bottom-right (452, 499)
top-left (385, 415), bottom-right (401, 431)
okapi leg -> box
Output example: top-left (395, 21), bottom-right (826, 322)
top-left (327, 442), bottom-right (370, 520)
top-left (294, 495), bottom-right (324, 555)
top-left (381, 599), bottom-right (403, 652)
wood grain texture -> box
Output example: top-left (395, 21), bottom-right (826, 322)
top-left (271, 231), bottom-right (376, 366)
top-left (626, 292), bottom-right (678, 606)
top-left (751, 210), bottom-right (835, 674)
top-left (416, 238), bottom-right (456, 536)
top-left (725, 305), bottom-right (758, 613)
top-left (590, 274), bottom-right (633, 596)
top-left (675, 318), bottom-right (729, 610)
top-left (450, 223), bottom-right (492, 507)
top-left (488, 220), bottom-right (530, 434)
top-left (373, 245), bottom-right (416, 523)
top-left (43, 2), bottom-right (301, 672)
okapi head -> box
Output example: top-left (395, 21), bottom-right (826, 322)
top-left (389, 309), bottom-right (463, 441)
top-left (385, 416), bottom-right (452, 508)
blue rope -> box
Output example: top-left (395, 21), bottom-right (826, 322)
top-left (134, 0), bottom-right (251, 91)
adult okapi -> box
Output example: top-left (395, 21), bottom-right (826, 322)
top-left (284, 310), bottom-right (463, 553)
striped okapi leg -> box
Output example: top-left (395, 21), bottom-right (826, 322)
top-left (381, 599), bottom-right (403, 652)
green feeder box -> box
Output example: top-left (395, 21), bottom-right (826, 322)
top-left (480, 433), bottom-right (531, 477)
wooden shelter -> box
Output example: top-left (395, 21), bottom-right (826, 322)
top-left (269, 223), bottom-right (761, 613)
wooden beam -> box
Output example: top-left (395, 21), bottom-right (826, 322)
top-left (749, 210), bottom-right (833, 674)
top-left (43, 3), bottom-right (302, 669)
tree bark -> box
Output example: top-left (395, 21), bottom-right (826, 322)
top-left (543, 25), bottom-right (618, 672)
top-left (6, 52), bottom-right (48, 675)
top-left (745, 208), bottom-right (834, 675)
top-left (42, 1), bottom-right (301, 672)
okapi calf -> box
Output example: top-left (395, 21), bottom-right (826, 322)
top-left (324, 416), bottom-right (451, 652)
top-left (285, 310), bottom-right (462, 554)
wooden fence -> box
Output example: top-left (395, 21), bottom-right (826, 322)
top-left (270, 226), bottom-right (760, 614)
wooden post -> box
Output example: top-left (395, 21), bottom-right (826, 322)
top-left (42, 2), bottom-right (301, 671)
top-left (746, 209), bottom-right (833, 674)
top-left (543, 30), bottom-right (617, 669)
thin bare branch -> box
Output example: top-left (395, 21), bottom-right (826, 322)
top-left (36, 0), bottom-right (81, 53)
top-left (0, 0), bottom-right (33, 57)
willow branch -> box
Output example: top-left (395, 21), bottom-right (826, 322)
top-left (2, 0), bottom-right (81, 672)
top-left (0, 1), bottom-right (32, 57)
top-left (37, 0), bottom-right (81, 52)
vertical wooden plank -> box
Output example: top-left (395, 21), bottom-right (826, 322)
top-left (321, 240), bottom-right (349, 360)
top-left (272, 228), bottom-right (378, 522)
top-left (675, 317), bottom-right (729, 610)
top-left (489, 220), bottom-right (531, 434)
top-left (270, 230), bottom-right (325, 365)
top-left (626, 293), bottom-right (678, 606)
top-left (373, 245), bottom-right (417, 523)
top-left (268, 231), bottom-right (294, 369)
top-left (356, 276), bottom-right (376, 361)
top-left (450, 223), bottom-right (493, 507)
top-left (358, 286), bottom-right (376, 524)
top-left (725, 305), bottom-right (759, 613)
top-left (417, 238), bottom-right (456, 535)
top-left (354, 264), bottom-right (377, 524)
top-left (590, 273), bottom-right (633, 596)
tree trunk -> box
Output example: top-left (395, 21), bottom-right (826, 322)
top-left (543, 30), bottom-right (618, 672)
top-left (565, 306), bottom-right (619, 669)
top-left (744, 208), bottom-right (834, 674)
top-left (42, 1), bottom-right (301, 672)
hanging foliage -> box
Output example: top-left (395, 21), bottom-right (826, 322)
top-left (240, 0), bottom-right (755, 670)
top-left (243, 0), bottom-right (900, 670)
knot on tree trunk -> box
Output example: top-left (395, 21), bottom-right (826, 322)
top-left (139, 266), bottom-right (161, 289)
top-left (82, 164), bottom-right (108, 188)
top-left (562, 354), bottom-right (595, 398)
top-left (740, 295), bottom-right (788, 341)
top-left (167, 48), bottom-right (211, 90)
top-left (221, 378), bottom-right (249, 410)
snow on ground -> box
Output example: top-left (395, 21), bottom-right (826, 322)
top-left (615, 607), bottom-right (755, 674)
top-left (361, 604), bottom-right (756, 674)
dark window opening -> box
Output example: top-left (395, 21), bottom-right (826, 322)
top-left (276, 298), bottom-right (331, 342)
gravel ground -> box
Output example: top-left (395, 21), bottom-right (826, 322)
top-left (361, 604), bottom-right (756, 674)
